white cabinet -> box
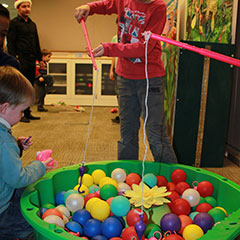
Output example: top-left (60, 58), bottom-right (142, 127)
top-left (45, 57), bottom-right (118, 107)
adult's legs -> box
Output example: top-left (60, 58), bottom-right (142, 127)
top-left (136, 77), bottom-right (177, 163)
top-left (117, 76), bottom-right (141, 160)
top-left (44, 75), bottom-right (54, 93)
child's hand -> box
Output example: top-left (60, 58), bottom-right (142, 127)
top-left (39, 77), bottom-right (44, 82)
top-left (75, 5), bottom-right (90, 23)
top-left (18, 136), bottom-right (33, 151)
top-left (92, 44), bottom-right (104, 57)
top-left (42, 157), bottom-right (54, 170)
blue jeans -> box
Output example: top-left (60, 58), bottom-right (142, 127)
top-left (117, 76), bottom-right (177, 163)
top-left (0, 188), bottom-right (33, 239)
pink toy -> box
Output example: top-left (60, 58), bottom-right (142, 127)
top-left (80, 18), bottom-right (98, 70)
top-left (146, 31), bottom-right (240, 67)
top-left (36, 150), bottom-right (58, 168)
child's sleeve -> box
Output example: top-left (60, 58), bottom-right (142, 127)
top-left (35, 60), bottom-right (41, 79)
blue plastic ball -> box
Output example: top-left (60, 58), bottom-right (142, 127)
top-left (65, 221), bottom-right (83, 234)
top-left (83, 219), bottom-right (102, 237)
top-left (160, 213), bottom-right (181, 232)
top-left (110, 196), bottom-right (130, 217)
top-left (91, 235), bottom-right (108, 240)
top-left (102, 217), bottom-right (124, 238)
top-left (111, 215), bottom-right (126, 228)
top-left (72, 209), bottom-right (92, 226)
top-left (143, 173), bottom-right (157, 188)
top-left (55, 191), bottom-right (66, 205)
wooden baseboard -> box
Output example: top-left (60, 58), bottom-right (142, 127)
top-left (225, 145), bottom-right (240, 167)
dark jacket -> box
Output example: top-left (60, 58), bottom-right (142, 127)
top-left (0, 48), bottom-right (20, 69)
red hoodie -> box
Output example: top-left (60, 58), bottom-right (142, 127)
top-left (88, 0), bottom-right (166, 79)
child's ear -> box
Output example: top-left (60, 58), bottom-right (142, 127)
top-left (0, 102), bottom-right (10, 114)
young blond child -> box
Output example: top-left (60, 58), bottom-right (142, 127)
top-left (0, 66), bottom-right (54, 239)
top-left (35, 49), bottom-right (55, 112)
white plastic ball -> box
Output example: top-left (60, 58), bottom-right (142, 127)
top-left (62, 215), bottom-right (69, 225)
top-left (55, 205), bottom-right (70, 218)
top-left (43, 215), bottom-right (65, 228)
top-left (118, 182), bottom-right (131, 193)
top-left (182, 188), bottom-right (201, 207)
top-left (111, 168), bottom-right (127, 183)
top-left (65, 193), bottom-right (84, 212)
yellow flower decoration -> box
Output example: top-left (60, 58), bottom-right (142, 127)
top-left (124, 182), bottom-right (171, 209)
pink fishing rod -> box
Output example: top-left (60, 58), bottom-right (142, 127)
top-left (146, 31), bottom-right (240, 67)
top-left (80, 18), bottom-right (98, 70)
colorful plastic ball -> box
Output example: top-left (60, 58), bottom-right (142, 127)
top-left (111, 168), bottom-right (127, 183)
top-left (171, 169), bottom-right (187, 184)
top-left (164, 232), bottom-right (183, 240)
top-left (78, 173), bottom-right (94, 187)
top-left (83, 219), bottom-right (102, 238)
top-left (208, 207), bottom-right (226, 223)
top-left (43, 215), bottom-right (64, 228)
top-left (55, 191), bottom-right (66, 205)
top-left (90, 199), bottom-right (110, 221)
top-left (196, 181), bottom-right (214, 197)
top-left (171, 199), bottom-right (191, 216)
top-left (178, 215), bottom-right (193, 235)
top-left (65, 193), bottom-right (84, 212)
top-left (118, 182), bottom-right (131, 193)
top-left (89, 185), bottom-right (100, 193)
top-left (189, 212), bottom-right (199, 221)
top-left (92, 235), bottom-right (108, 240)
top-left (191, 197), bottom-right (206, 211)
top-left (160, 213), bottom-right (181, 233)
top-left (204, 196), bottom-right (217, 207)
top-left (175, 182), bottom-right (190, 195)
top-left (99, 177), bottom-right (118, 189)
top-left (65, 221), bottom-right (83, 234)
top-left (121, 226), bottom-right (144, 240)
top-left (144, 224), bottom-right (162, 239)
top-left (102, 216), bottom-right (124, 238)
top-left (111, 215), bottom-right (126, 228)
top-left (74, 184), bottom-right (89, 196)
top-left (126, 209), bottom-right (147, 226)
top-left (156, 176), bottom-right (168, 187)
top-left (55, 205), bottom-right (70, 218)
top-left (62, 215), bottom-right (69, 225)
top-left (39, 207), bottom-right (48, 217)
top-left (110, 238), bottom-right (123, 240)
top-left (110, 196), bottom-right (130, 217)
top-left (143, 173), bottom-right (157, 188)
top-left (86, 197), bottom-right (101, 212)
top-left (91, 169), bottom-right (106, 185)
top-left (84, 193), bottom-right (101, 206)
top-left (215, 206), bottom-right (227, 216)
top-left (72, 209), bottom-right (92, 226)
top-left (42, 208), bottom-right (63, 220)
top-left (64, 190), bottom-right (78, 203)
top-left (100, 184), bottom-right (118, 200)
top-left (195, 202), bottom-right (213, 213)
top-left (193, 212), bottom-right (214, 233)
top-left (182, 189), bottom-right (200, 207)
top-left (167, 191), bottom-right (180, 209)
top-left (182, 224), bottom-right (204, 240)
top-left (167, 182), bottom-right (176, 191)
top-left (125, 173), bottom-right (141, 188)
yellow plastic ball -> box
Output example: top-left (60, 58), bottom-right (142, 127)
top-left (99, 177), bottom-right (118, 189)
top-left (90, 199), bottom-right (110, 221)
top-left (91, 169), bottom-right (106, 185)
top-left (73, 184), bottom-right (89, 196)
top-left (85, 197), bottom-right (101, 212)
top-left (215, 206), bottom-right (227, 216)
top-left (183, 224), bottom-right (204, 240)
top-left (78, 174), bottom-right (94, 187)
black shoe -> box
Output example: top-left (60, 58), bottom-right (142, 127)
top-left (27, 114), bottom-right (41, 120)
top-left (38, 106), bottom-right (48, 112)
top-left (112, 116), bottom-right (120, 124)
top-left (20, 116), bottom-right (30, 123)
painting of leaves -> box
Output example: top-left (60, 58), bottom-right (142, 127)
top-left (186, 0), bottom-right (233, 43)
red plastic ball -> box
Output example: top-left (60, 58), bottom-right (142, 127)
top-left (197, 181), bottom-right (214, 197)
top-left (126, 173), bottom-right (141, 188)
top-left (171, 169), bottom-right (187, 184)
top-left (121, 226), bottom-right (144, 240)
top-left (164, 233), bottom-right (184, 240)
top-left (178, 215), bottom-right (193, 235)
top-left (195, 203), bottom-right (213, 213)
top-left (126, 209), bottom-right (148, 226)
top-left (110, 238), bottom-right (123, 240)
top-left (167, 182), bottom-right (176, 191)
top-left (175, 182), bottom-right (190, 195)
top-left (167, 191), bottom-right (180, 209)
top-left (171, 199), bottom-right (191, 216)
top-left (41, 208), bottom-right (63, 220)
top-left (156, 176), bottom-right (168, 187)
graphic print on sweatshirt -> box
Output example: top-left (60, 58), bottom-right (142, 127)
top-left (119, 7), bottom-right (145, 64)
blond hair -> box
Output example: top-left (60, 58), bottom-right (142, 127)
top-left (0, 66), bottom-right (35, 106)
